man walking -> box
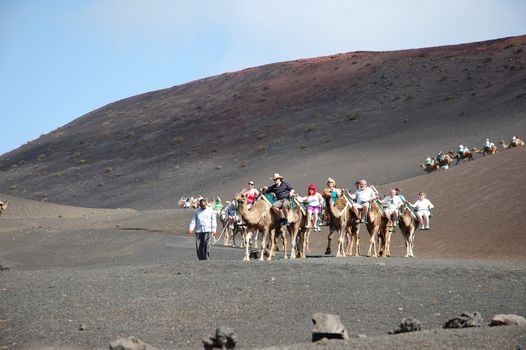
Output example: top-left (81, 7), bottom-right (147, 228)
top-left (188, 198), bottom-right (217, 260)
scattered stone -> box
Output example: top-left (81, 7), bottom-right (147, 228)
top-left (109, 336), bottom-right (158, 350)
top-left (0, 265), bottom-right (9, 271)
top-left (203, 326), bottom-right (237, 349)
top-left (389, 317), bottom-right (422, 334)
top-left (489, 314), bottom-right (526, 327)
top-left (78, 323), bottom-right (87, 331)
top-left (249, 248), bottom-right (260, 260)
top-left (443, 311), bottom-right (483, 329)
top-left (311, 312), bottom-right (349, 342)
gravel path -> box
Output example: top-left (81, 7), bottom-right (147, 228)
top-left (1, 226), bottom-right (525, 349)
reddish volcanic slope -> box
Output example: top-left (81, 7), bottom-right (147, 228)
top-left (1, 35), bottom-right (526, 209)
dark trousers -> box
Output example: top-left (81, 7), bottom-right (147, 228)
top-left (195, 232), bottom-right (210, 260)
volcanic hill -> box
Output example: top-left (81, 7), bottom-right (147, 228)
top-left (1, 35), bottom-right (526, 209)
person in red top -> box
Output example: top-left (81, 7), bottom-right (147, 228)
top-left (243, 180), bottom-right (260, 208)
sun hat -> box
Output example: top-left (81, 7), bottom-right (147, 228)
top-left (271, 173), bottom-right (283, 180)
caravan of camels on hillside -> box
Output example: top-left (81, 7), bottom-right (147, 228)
top-left (210, 175), bottom-right (433, 262)
top-left (420, 134), bottom-right (523, 173)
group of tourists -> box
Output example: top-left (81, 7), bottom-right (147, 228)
top-left (187, 173), bottom-right (435, 260)
top-left (424, 134), bottom-right (520, 170)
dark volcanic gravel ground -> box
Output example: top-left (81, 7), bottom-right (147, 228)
top-left (1, 226), bottom-right (525, 350)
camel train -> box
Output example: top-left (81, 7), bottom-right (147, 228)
top-left (420, 134), bottom-right (523, 173)
top-left (223, 185), bottom-right (422, 261)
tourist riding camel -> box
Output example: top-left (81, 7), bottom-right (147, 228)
top-left (412, 192), bottom-right (435, 230)
top-left (382, 189), bottom-right (403, 227)
top-left (448, 147), bottom-right (473, 165)
top-left (262, 173), bottom-right (295, 226)
top-left (500, 134), bottom-right (525, 148)
top-left (322, 177), bottom-right (342, 225)
top-left (298, 184), bottom-right (324, 231)
top-left (395, 188), bottom-right (406, 202)
top-left (350, 179), bottom-right (376, 223)
top-left (420, 156), bottom-right (439, 173)
top-left (243, 180), bottom-right (260, 208)
top-left (482, 138), bottom-right (498, 156)
top-left (436, 151), bottom-right (452, 169)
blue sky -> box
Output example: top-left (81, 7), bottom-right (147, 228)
top-left (1, 1), bottom-right (525, 155)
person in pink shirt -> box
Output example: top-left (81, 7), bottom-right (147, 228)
top-left (243, 180), bottom-right (260, 208)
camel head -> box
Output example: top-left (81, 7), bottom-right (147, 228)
top-left (234, 192), bottom-right (247, 205)
top-left (322, 189), bottom-right (333, 199)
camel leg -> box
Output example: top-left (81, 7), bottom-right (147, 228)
top-left (385, 227), bottom-right (392, 257)
top-left (284, 226), bottom-right (291, 260)
top-left (289, 225), bottom-right (297, 259)
top-left (302, 228), bottom-right (311, 258)
top-left (244, 230), bottom-right (253, 261)
top-left (335, 229), bottom-right (344, 257)
top-left (409, 229), bottom-right (416, 257)
top-left (268, 228), bottom-right (280, 261)
top-left (345, 228), bottom-right (353, 256)
top-left (367, 228), bottom-right (378, 257)
top-left (259, 229), bottom-right (269, 261)
top-left (325, 226), bottom-right (335, 255)
top-left (355, 225), bottom-right (361, 256)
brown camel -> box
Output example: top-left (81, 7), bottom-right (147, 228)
top-left (365, 200), bottom-right (388, 258)
top-left (448, 150), bottom-right (473, 165)
top-left (343, 193), bottom-right (361, 256)
top-left (322, 189), bottom-right (350, 257)
top-left (419, 161), bottom-right (439, 173)
top-left (235, 192), bottom-right (284, 261)
top-left (500, 138), bottom-right (525, 148)
top-left (282, 196), bottom-right (307, 259)
top-left (398, 203), bottom-right (420, 258)
top-left (436, 154), bottom-right (452, 169)
top-left (472, 145), bottom-right (498, 156)
top-left (218, 200), bottom-right (247, 248)
top-left (0, 201), bottom-right (8, 217)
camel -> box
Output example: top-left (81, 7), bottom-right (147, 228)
top-left (448, 150), bottom-right (473, 165)
top-left (500, 138), bottom-right (525, 148)
top-left (472, 145), bottom-right (498, 156)
top-left (281, 196), bottom-right (307, 259)
top-left (322, 189), bottom-right (350, 257)
top-left (365, 200), bottom-right (388, 258)
top-left (398, 203), bottom-right (420, 258)
top-left (235, 192), bottom-right (284, 261)
top-left (419, 161), bottom-right (439, 173)
top-left (342, 193), bottom-right (361, 256)
top-left (218, 201), bottom-right (246, 248)
top-left (436, 154), bottom-right (452, 169)
top-left (0, 201), bottom-right (8, 217)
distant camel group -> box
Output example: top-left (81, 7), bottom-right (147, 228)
top-left (420, 135), bottom-right (524, 173)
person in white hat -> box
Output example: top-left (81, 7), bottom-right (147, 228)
top-left (263, 173), bottom-right (295, 225)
